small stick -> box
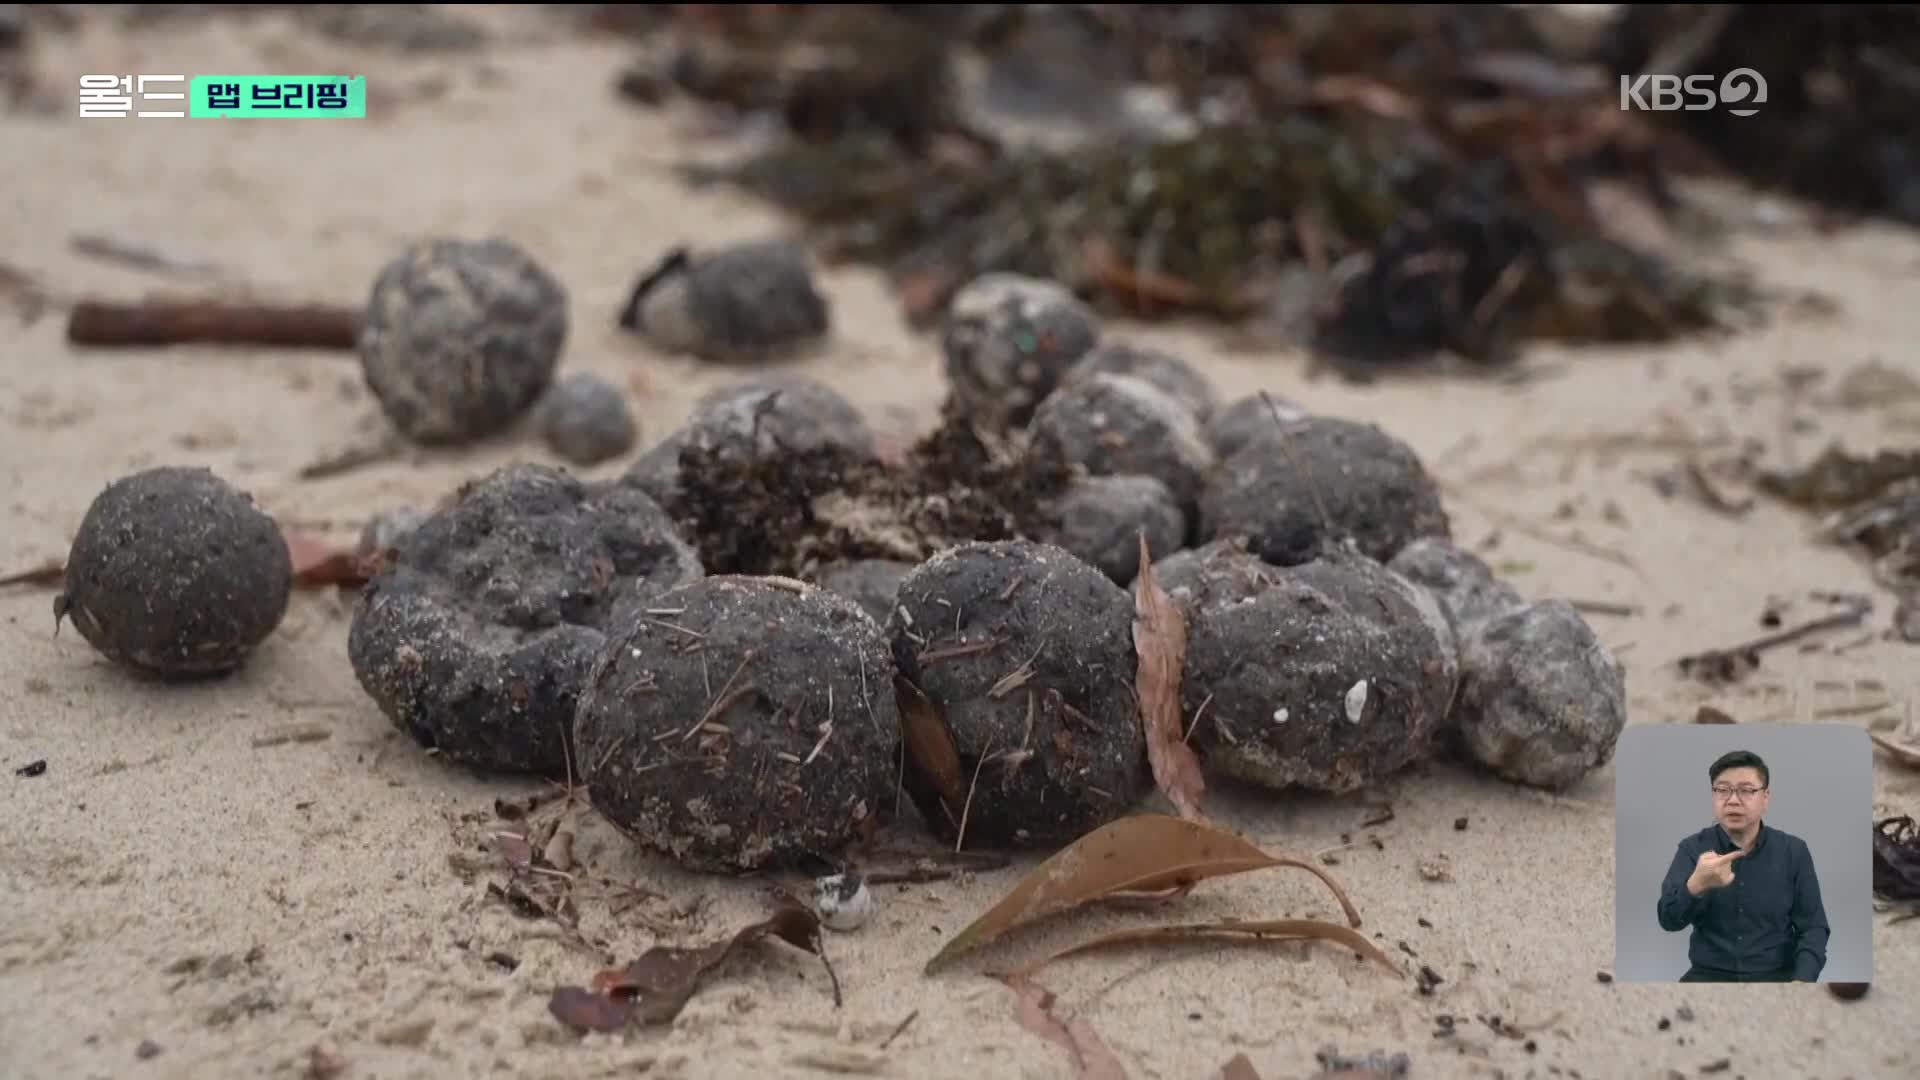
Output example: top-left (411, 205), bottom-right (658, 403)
top-left (70, 232), bottom-right (222, 276)
top-left (251, 723), bottom-right (332, 748)
top-left (1815, 700), bottom-right (1891, 719)
top-left (1569, 599), bottom-right (1640, 618)
top-left (918, 637), bottom-right (1004, 665)
top-left (953, 741), bottom-right (994, 854)
top-left (1677, 594), bottom-right (1873, 675)
top-left (681, 653), bottom-right (755, 741)
top-left (298, 437), bottom-right (403, 480)
top-left (1262, 391), bottom-right (1337, 539)
top-left (67, 298), bottom-right (362, 349)
top-left (879, 1009), bottom-right (919, 1050)
top-left (0, 560), bottom-right (64, 588)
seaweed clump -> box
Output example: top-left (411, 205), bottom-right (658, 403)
top-left (653, 4), bottom-right (1772, 375)
top-left (667, 400), bottom-right (1073, 581)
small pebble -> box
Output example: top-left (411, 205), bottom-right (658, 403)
top-left (1205, 391), bottom-right (1310, 460)
top-left (617, 239), bottom-right (830, 364)
top-left (1062, 340), bottom-right (1219, 423)
top-left (942, 273), bottom-right (1100, 431)
top-left (1453, 600), bottom-right (1627, 790)
top-left (812, 559), bottom-right (913, 627)
top-left (1387, 537), bottom-right (1524, 634)
top-left (1028, 373), bottom-right (1216, 515)
top-left (538, 371), bottom-right (639, 466)
top-left (1201, 415), bottom-right (1451, 566)
top-left (1043, 474), bottom-right (1187, 585)
top-left (358, 236), bottom-right (569, 444)
top-left (57, 466), bottom-right (292, 679)
top-left (813, 872), bottom-right (874, 932)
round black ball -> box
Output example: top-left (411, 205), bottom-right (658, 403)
top-left (58, 466), bottom-right (292, 679)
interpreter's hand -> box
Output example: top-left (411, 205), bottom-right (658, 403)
top-left (1687, 848), bottom-right (1747, 895)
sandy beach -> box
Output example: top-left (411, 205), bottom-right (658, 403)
top-left (2, 10), bottom-right (1917, 1080)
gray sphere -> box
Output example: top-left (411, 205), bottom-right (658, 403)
top-left (1029, 373), bottom-right (1216, 513)
top-left (539, 371), bottom-right (639, 466)
top-left (619, 240), bottom-right (830, 364)
top-left (1064, 341), bottom-right (1220, 423)
top-left (358, 237), bottom-right (570, 444)
top-left (1045, 474), bottom-right (1187, 586)
top-left (942, 273), bottom-right (1100, 431)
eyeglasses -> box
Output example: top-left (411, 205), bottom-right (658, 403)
top-left (1712, 785), bottom-right (1766, 801)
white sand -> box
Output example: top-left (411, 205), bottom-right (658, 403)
top-left (2, 11), bottom-right (1917, 1080)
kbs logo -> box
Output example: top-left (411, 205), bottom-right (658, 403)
top-left (1619, 68), bottom-right (1767, 116)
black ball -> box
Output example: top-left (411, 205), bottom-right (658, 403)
top-left (58, 466), bottom-right (292, 679)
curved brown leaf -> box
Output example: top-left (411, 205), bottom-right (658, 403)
top-left (896, 675), bottom-right (966, 828)
top-left (925, 814), bottom-right (1362, 974)
top-left (1009, 918), bottom-right (1404, 982)
top-left (1133, 535), bottom-right (1206, 822)
top-left (548, 986), bottom-right (631, 1033)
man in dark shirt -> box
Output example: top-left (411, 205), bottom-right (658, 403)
top-left (1656, 749), bottom-right (1830, 982)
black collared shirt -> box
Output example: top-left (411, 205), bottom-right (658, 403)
top-left (1656, 821), bottom-right (1830, 981)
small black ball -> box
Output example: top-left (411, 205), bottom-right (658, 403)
top-left (538, 371), bottom-right (639, 466)
top-left (58, 466), bottom-right (292, 679)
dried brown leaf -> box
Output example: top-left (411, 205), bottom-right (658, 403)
top-left (552, 901), bottom-right (833, 1029)
top-left (925, 814), bottom-right (1361, 974)
top-left (1133, 535), bottom-right (1206, 823)
top-left (1872, 734), bottom-right (1920, 769)
top-left (896, 675), bottom-right (967, 827)
top-left (1004, 974), bottom-right (1129, 1080)
top-left (1011, 918), bottom-right (1403, 982)
top-left (547, 986), bottom-right (632, 1033)
top-left (1220, 1053), bottom-right (1264, 1080)
top-left (492, 829), bottom-right (534, 872)
top-left (285, 530), bottom-right (373, 588)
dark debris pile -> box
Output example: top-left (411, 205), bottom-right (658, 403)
top-left (586, 4), bottom-right (1920, 375)
top-left (1598, 5), bottom-right (1920, 227)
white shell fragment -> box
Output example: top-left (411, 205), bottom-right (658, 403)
top-left (1344, 680), bottom-right (1369, 725)
top-left (813, 872), bottom-right (873, 933)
